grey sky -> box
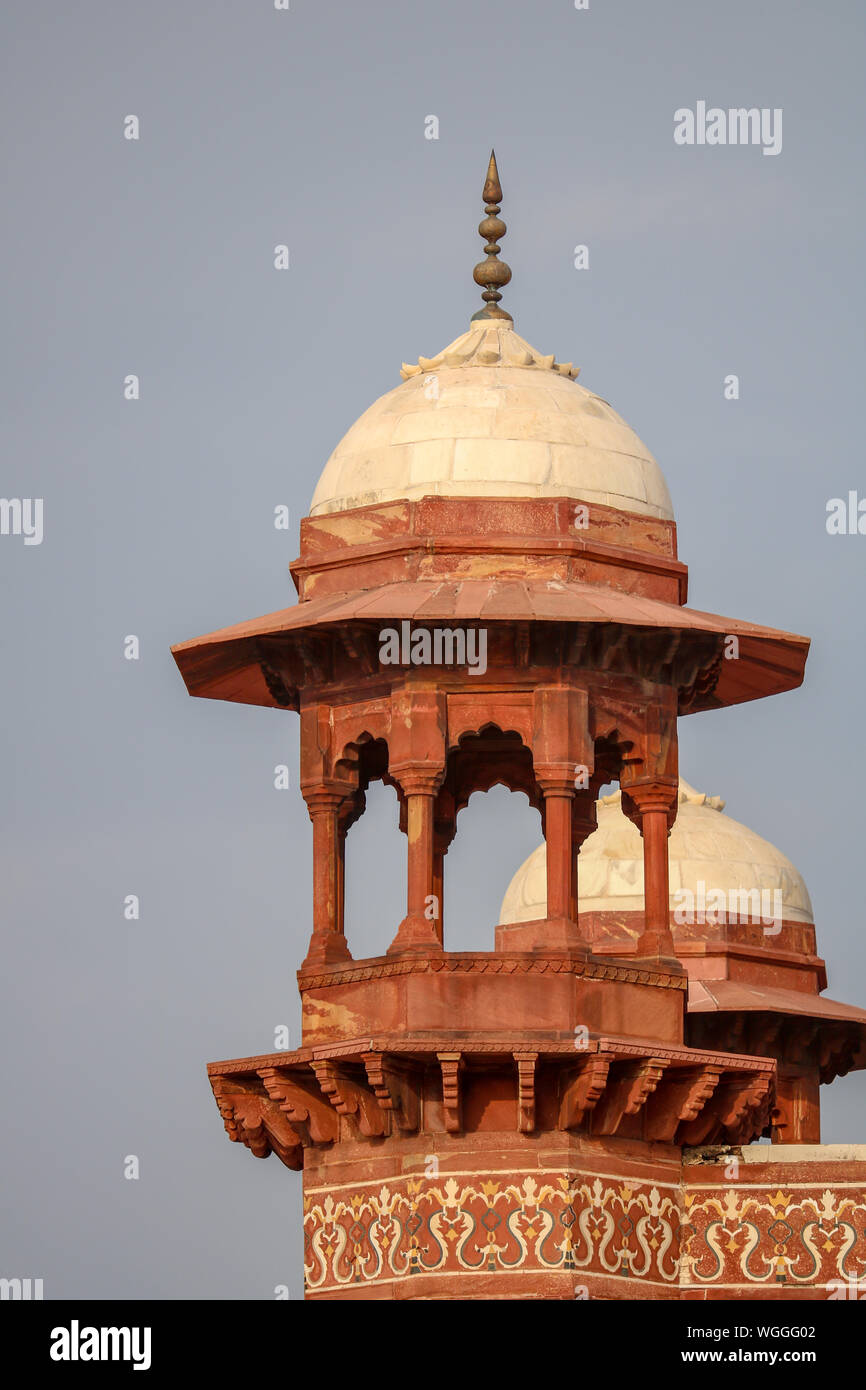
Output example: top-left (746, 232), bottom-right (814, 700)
top-left (2, 0), bottom-right (864, 1298)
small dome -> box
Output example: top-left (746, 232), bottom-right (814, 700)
top-left (499, 779), bottom-right (813, 927)
top-left (310, 320), bottom-right (674, 521)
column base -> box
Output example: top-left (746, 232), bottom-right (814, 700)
top-left (387, 915), bottom-right (443, 956)
top-left (632, 929), bottom-right (684, 973)
top-left (302, 931), bottom-right (353, 969)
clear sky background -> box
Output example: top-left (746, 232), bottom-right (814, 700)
top-left (2, 0), bottom-right (864, 1299)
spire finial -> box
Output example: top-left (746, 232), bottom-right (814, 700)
top-left (471, 149), bottom-right (513, 323)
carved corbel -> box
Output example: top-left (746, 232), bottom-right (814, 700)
top-left (338, 625), bottom-right (379, 677)
top-left (437, 1052), bottom-right (464, 1134)
top-left (255, 640), bottom-right (299, 709)
top-left (558, 1054), bottom-right (611, 1131)
top-left (310, 1060), bottom-right (387, 1138)
top-left (819, 1026), bottom-right (859, 1085)
top-left (677, 639), bottom-right (724, 712)
top-left (210, 1075), bottom-right (303, 1170)
top-left (747, 1015), bottom-right (786, 1057)
top-left (637, 630), bottom-right (682, 683)
top-left (362, 1053), bottom-right (421, 1132)
top-left (645, 1065), bottom-right (723, 1143)
top-left (597, 625), bottom-right (630, 672)
top-left (710, 1073), bottom-right (774, 1145)
top-left (295, 632), bottom-right (331, 685)
top-left (591, 1059), bottom-right (668, 1136)
top-left (257, 1066), bottom-right (339, 1146)
top-left (514, 1051), bottom-right (538, 1134)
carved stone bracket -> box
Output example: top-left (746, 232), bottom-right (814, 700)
top-left (437, 1052), bottom-right (464, 1133)
top-left (708, 1074), bottom-right (774, 1145)
top-left (592, 1059), bottom-right (668, 1136)
top-left (645, 1065), bottom-right (723, 1142)
top-left (208, 1041), bottom-right (776, 1160)
top-left (559, 1054), bottom-right (611, 1131)
top-left (210, 1075), bottom-right (303, 1170)
top-left (257, 1066), bottom-right (339, 1146)
top-left (311, 1060), bottom-right (387, 1138)
top-left (514, 1051), bottom-right (538, 1134)
top-left (818, 1024), bottom-right (860, 1084)
top-left (362, 1053), bottom-right (421, 1132)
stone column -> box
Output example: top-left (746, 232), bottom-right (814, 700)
top-left (531, 685), bottom-right (592, 954)
top-left (388, 771), bottom-right (443, 954)
top-left (544, 785), bottom-right (572, 921)
top-left (537, 773), bottom-right (588, 954)
top-left (622, 780), bottom-right (680, 963)
top-left (302, 786), bottom-right (353, 967)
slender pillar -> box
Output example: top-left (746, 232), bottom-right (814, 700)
top-left (531, 683), bottom-right (593, 954)
top-left (388, 772), bottom-right (442, 954)
top-left (622, 780), bottom-right (680, 964)
top-left (534, 775), bottom-right (588, 954)
top-left (544, 788), bottom-right (573, 921)
top-left (302, 787), bottom-right (352, 967)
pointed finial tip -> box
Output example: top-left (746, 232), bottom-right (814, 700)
top-left (472, 149), bottom-right (512, 322)
top-left (482, 149), bottom-right (502, 205)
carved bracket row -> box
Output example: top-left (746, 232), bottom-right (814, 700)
top-left (209, 1044), bottom-right (775, 1163)
top-left (558, 1058), bottom-right (773, 1144)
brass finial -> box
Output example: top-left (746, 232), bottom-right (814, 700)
top-left (471, 149), bottom-right (513, 322)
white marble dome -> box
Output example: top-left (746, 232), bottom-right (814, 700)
top-left (309, 320), bottom-right (674, 521)
top-left (499, 779), bottom-right (813, 927)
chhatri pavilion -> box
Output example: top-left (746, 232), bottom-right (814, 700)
top-left (173, 154), bottom-right (866, 1300)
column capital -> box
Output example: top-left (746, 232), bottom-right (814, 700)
top-left (390, 763), bottom-right (444, 799)
top-left (621, 778), bottom-right (679, 830)
top-left (301, 780), bottom-right (357, 817)
top-left (536, 767), bottom-right (578, 797)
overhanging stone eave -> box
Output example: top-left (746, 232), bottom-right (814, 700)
top-left (171, 579), bottom-right (809, 712)
top-left (689, 978), bottom-right (866, 1039)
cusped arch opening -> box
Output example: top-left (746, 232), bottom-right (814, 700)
top-left (337, 733), bottom-right (405, 958)
top-left (443, 784), bottom-right (542, 952)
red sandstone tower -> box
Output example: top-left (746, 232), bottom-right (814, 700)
top-left (173, 155), bottom-right (866, 1299)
